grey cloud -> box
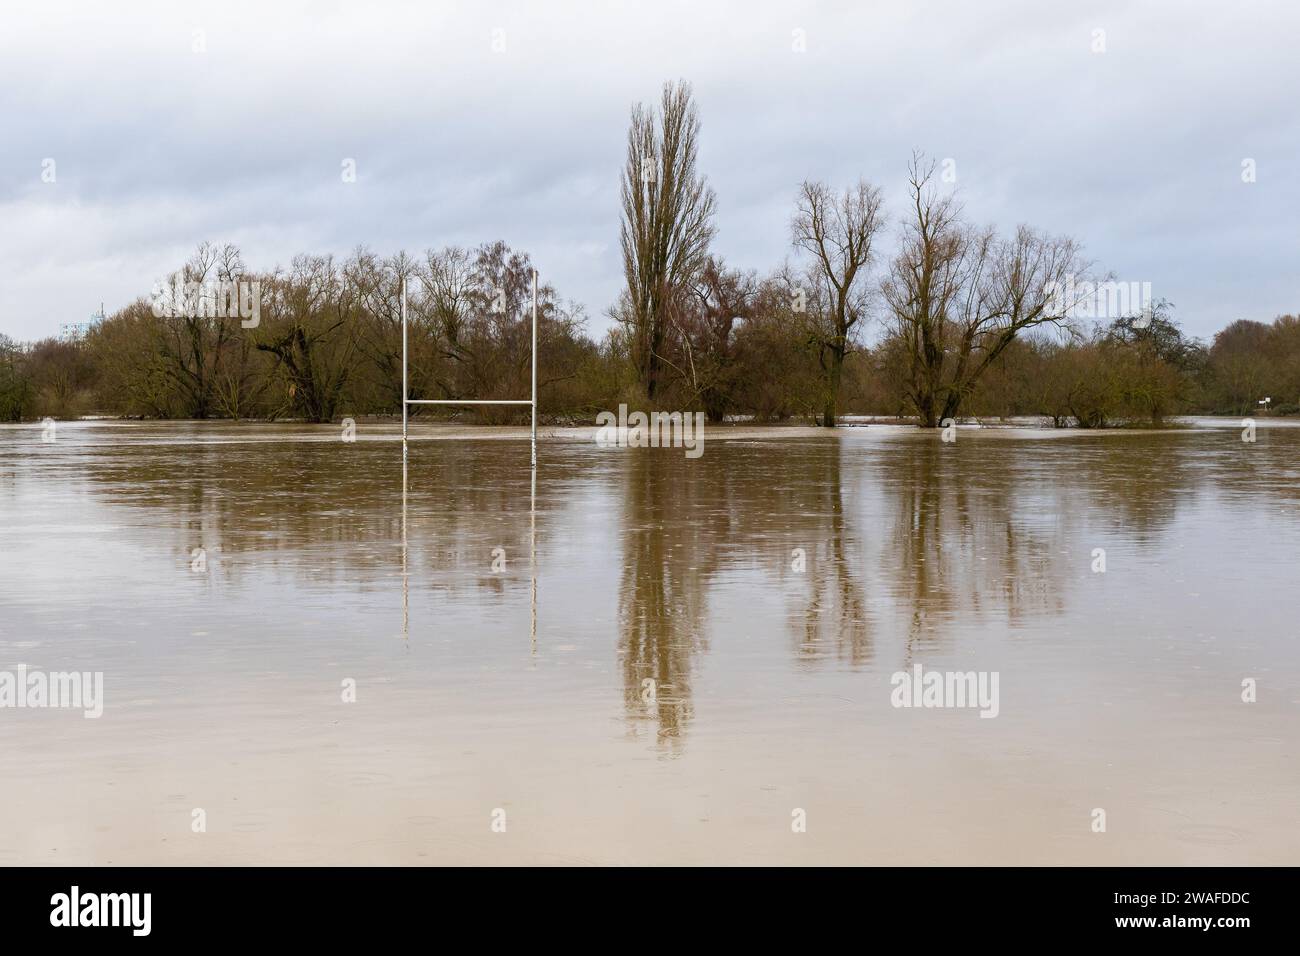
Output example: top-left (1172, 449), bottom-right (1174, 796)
top-left (1, 0), bottom-right (1296, 342)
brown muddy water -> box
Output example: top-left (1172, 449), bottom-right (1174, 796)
top-left (0, 418), bottom-right (1297, 865)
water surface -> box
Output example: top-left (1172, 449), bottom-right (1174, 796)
top-left (1, 419), bottom-right (1296, 864)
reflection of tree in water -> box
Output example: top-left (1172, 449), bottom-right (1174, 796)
top-left (75, 422), bottom-right (1252, 753)
top-left (616, 438), bottom-right (872, 747)
top-left (879, 437), bottom-right (972, 652)
top-left (1192, 425), bottom-right (1300, 509)
top-left (1067, 432), bottom-right (1201, 541)
top-left (617, 450), bottom-right (713, 750)
top-left (78, 432), bottom-right (545, 593)
top-left (774, 441), bottom-right (870, 667)
top-left (870, 432), bottom-right (1198, 657)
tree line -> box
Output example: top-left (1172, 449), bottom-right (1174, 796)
top-left (2, 81), bottom-right (1296, 427)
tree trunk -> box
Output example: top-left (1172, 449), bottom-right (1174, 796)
top-left (820, 348), bottom-right (842, 427)
top-left (916, 392), bottom-right (938, 428)
top-left (939, 392), bottom-right (961, 424)
top-left (644, 327), bottom-right (663, 403)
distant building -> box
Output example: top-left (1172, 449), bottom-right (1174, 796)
top-left (59, 321), bottom-right (92, 342)
top-left (59, 308), bottom-right (104, 343)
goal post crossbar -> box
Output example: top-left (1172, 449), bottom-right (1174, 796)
top-left (406, 400), bottom-right (533, 406)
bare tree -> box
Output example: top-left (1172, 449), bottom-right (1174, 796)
top-left (349, 248), bottom-right (415, 413)
top-left (253, 254), bottom-right (363, 423)
top-left (153, 242), bottom-right (247, 418)
top-left (883, 154), bottom-right (1088, 426)
top-left (417, 245), bottom-right (477, 401)
top-left (619, 80), bottom-right (716, 402)
top-left (790, 178), bottom-right (885, 426)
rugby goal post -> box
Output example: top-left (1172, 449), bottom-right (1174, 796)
top-left (401, 269), bottom-right (538, 467)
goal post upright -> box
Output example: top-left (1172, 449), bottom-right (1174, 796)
top-left (401, 277), bottom-right (408, 446)
top-left (531, 268), bottom-right (538, 468)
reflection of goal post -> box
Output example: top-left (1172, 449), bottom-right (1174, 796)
top-left (401, 270), bottom-right (538, 466)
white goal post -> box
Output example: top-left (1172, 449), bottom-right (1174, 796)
top-left (401, 269), bottom-right (538, 466)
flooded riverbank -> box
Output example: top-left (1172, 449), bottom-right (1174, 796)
top-left (1, 419), bottom-right (1296, 864)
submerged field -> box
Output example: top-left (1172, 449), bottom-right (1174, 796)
top-left (0, 418), bottom-right (1297, 864)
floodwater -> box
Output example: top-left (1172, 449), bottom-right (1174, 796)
top-left (0, 418), bottom-right (1297, 865)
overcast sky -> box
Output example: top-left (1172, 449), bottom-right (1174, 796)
top-left (1, 0), bottom-right (1296, 343)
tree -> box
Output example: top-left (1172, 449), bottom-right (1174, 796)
top-left (618, 80), bottom-right (717, 402)
top-left (1104, 300), bottom-right (1204, 422)
top-left (86, 300), bottom-right (178, 417)
top-left (882, 154), bottom-right (1088, 426)
top-left (253, 254), bottom-right (363, 423)
top-left (416, 245), bottom-right (477, 402)
top-left (669, 257), bottom-right (757, 422)
top-left (1205, 318), bottom-right (1273, 415)
top-left (790, 178), bottom-right (885, 426)
top-left (0, 335), bottom-right (32, 421)
top-left (350, 248), bottom-right (416, 415)
top-left (151, 242), bottom-right (249, 418)
top-left (25, 337), bottom-right (97, 417)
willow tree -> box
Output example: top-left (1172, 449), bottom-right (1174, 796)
top-left (882, 154), bottom-right (1088, 427)
top-left (254, 254), bottom-right (363, 423)
top-left (619, 80), bottom-right (716, 402)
